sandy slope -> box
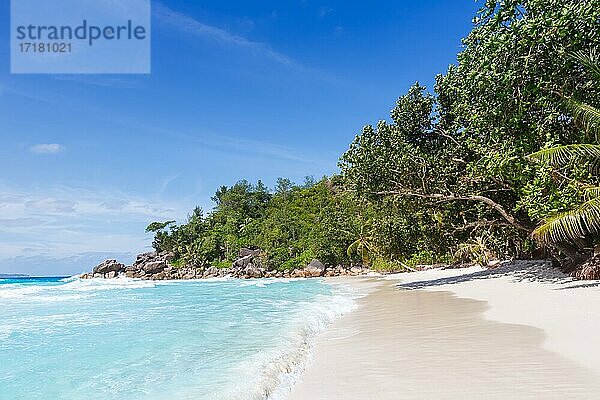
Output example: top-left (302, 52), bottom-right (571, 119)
top-left (286, 262), bottom-right (600, 399)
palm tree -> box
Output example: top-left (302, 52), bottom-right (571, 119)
top-left (529, 49), bottom-right (600, 245)
top-left (565, 49), bottom-right (600, 137)
top-left (454, 234), bottom-right (495, 265)
top-left (530, 145), bottom-right (600, 244)
top-left (345, 225), bottom-right (378, 265)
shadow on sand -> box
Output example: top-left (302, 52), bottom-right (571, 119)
top-left (395, 260), bottom-right (597, 290)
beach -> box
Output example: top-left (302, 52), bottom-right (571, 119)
top-left (288, 262), bottom-right (600, 399)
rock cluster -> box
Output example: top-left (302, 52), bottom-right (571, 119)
top-left (82, 259), bottom-right (125, 279)
top-left (80, 248), bottom-right (372, 280)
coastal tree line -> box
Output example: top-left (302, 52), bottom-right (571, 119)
top-left (148, 0), bottom-right (600, 277)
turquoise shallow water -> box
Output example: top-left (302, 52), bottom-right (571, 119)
top-left (0, 276), bottom-right (357, 400)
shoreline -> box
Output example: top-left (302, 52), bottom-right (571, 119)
top-left (287, 262), bottom-right (600, 399)
top-left (80, 252), bottom-right (373, 280)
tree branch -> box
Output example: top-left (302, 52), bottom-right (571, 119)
top-left (373, 190), bottom-right (532, 233)
top-left (451, 219), bottom-right (514, 233)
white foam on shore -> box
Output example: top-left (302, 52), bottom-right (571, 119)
top-left (0, 277), bottom-right (370, 400)
top-left (152, 276), bottom-right (235, 285)
top-left (0, 285), bottom-right (44, 298)
top-left (238, 278), bottom-right (306, 287)
top-left (239, 281), bottom-right (366, 400)
top-left (61, 277), bottom-right (157, 291)
top-left (0, 277), bottom-right (157, 303)
top-left (0, 284), bottom-right (86, 302)
top-left (0, 275), bottom-right (311, 302)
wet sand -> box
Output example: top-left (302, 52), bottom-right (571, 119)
top-left (287, 274), bottom-right (600, 399)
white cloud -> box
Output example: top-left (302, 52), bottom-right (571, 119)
top-left (0, 186), bottom-right (183, 221)
top-left (29, 143), bottom-right (64, 154)
top-left (0, 184), bottom-right (191, 267)
top-left (1, 252), bottom-right (140, 276)
top-left (131, 122), bottom-right (334, 166)
top-left (25, 198), bottom-right (76, 214)
top-left (154, 2), bottom-right (298, 67)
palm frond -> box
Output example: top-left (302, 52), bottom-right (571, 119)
top-left (565, 97), bottom-right (600, 136)
top-left (528, 144), bottom-right (600, 166)
top-left (533, 197), bottom-right (600, 244)
top-left (583, 186), bottom-right (600, 200)
top-left (454, 236), bottom-right (494, 265)
top-left (347, 236), bottom-right (376, 264)
top-left (346, 240), bottom-right (359, 258)
top-left (571, 49), bottom-right (600, 82)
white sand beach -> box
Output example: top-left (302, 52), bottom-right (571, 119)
top-left (288, 262), bottom-right (600, 399)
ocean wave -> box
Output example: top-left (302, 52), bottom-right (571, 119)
top-left (0, 312), bottom-right (113, 340)
top-left (61, 277), bottom-right (157, 291)
top-left (0, 285), bottom-right (43, 298)
top-left (228, 283), bottom-right (364, 400)
top-left (0, 277), bottom-right (156, 302)
top-left (0, 277), bottom-right (366, 399)
top-left (0, 325), bottom-right (12, 340)
top-left (0, 285), bottom-right (87, 302)
top-left (238, 277), bottom-right (306, 287)
top-left (60, 275), bottom-right (81, 282)
top-left (153, 276), bottom-right (307, 288)
top-left (153, 276), bottom-right (235, 285)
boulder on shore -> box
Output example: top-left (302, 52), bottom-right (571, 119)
top-left (291, 269), bottom-right (305, 278)
top-left (92, 259), bottom-right (125, 275)
top-left (203, 266), bottom-right (219, 278)
top-left (106, 271), bottom-right (118, 279)
top-left (305, 259), bottom-right (325, 277)
top-left (244, 264), bottom-right (263, 278)
top-left (82, 248), bottom-right (373, 280)
top-left (350, 266), bottom-right (364, 275)
top-left (238, 247), bottom-right (261, 258)
top-left (573, 254), bottom-right (600, 280)
top-left (143, 261), bottom-right (167, 274)
top-left (232, 247), bottom-right (263, 269)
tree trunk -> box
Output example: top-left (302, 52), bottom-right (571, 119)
top-left (374, 190), bottom-right (532, 233)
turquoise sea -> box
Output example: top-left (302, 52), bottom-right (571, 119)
top-left (0, 276), bottom-right (357, 400)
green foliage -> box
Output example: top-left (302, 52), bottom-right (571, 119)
top-left (566, 99), bottom-right (600, 138)
top-left (533, 197), bottom-right (600, 244)
top-left (145, 220), bottom-right (177, 254)
top-left (147, 178), bottom-right (367, 270)
top-left (529, 144), bottom-right (600, 166)
top-left (437, 0), bottom-right (599, 228)
top-left (454, 236), bottom-right (496, 265)
top-left (214, 260), bottom-right (232, 269)
top-left (346, 237), bottom-right (376, 265)
top-left (146, 221), bottom-right (176, 233)
top-left (146, 1), bottom-right (600, 271)
top-left (340, 0), bottom-right (599, 262)
top-left (527, 51), bottom-right (600, 247)
top-left (369, 258), bottom-right (406, 273)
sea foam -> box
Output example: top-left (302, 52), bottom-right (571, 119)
top-left (0, 276), bottom-right (360, 400)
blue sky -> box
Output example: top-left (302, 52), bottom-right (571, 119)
top-left (0, 0), bottom-right (480, 275)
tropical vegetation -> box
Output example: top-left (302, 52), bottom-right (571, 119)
top-left (148, 0), bottom-right (600, 278)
